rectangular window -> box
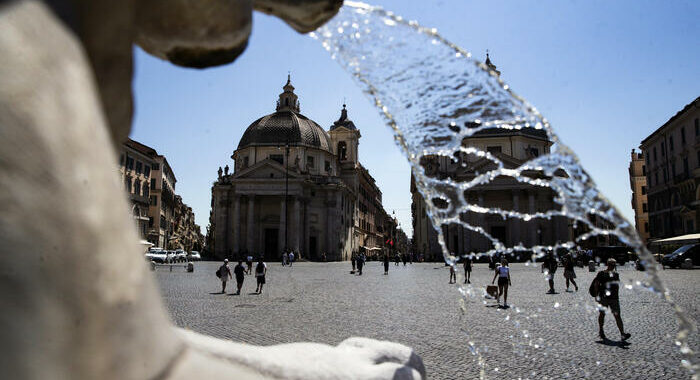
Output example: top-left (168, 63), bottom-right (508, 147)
top-left (243, 156), bottom-right (249, 168)
top-left (653, 147), bottom-right (657, 161)
top-left (136, 161), bottom-right (142, 174)
top-left (683, 157), bottom-right (689, 176)
top-left (655, 172), bottom-right (659, 185)
top-left (325, 160), bottom-right (331, 172)
top-left (642, 203), bottom-right (648, 212)
top-left (646, 153), bottom-right (649, 164)
top-left (663, 168), bottom-right (668, 182)
top-left (307, 156), bottom-right (315, 168)
top-left (681, 127), bottom-right (686, 144)
top-left (144, 166), bottom-right (150, 178)
top-left (150, 195), bottom-right (157, 205)
top-left (669, 136), bottom-right (674, 151)
top-left (151, 163), bottom-right (160, 170)
top-left (151, 178), bottom-right (156, 190)
top-left (642, 165), bottom-right (646, 175)
top-left (486, 146), bottom-right (502, 154)
top-left (671, 162), bottom-right (676, 178)
top-left (269, 154), bottom-right (283, 165)
top-left (644, 222), bottom-right (649, 233)
top-left (126, 157), bottom-right (134, 170)
top-left (641, 186), bottom-right (646, 195)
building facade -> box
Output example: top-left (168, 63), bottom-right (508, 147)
top-left (119, 139), bottom-right (203, 249)
top-left (411, 55), bottom-right (569, 260)
top-left (119, 140), bottom-right (155, 240)
top-left (629, 149), bottom-right (649, 244)
top-left (639, 96), bottom-right (700, 240)
top-left (208, 77), bottom-right (393, 261)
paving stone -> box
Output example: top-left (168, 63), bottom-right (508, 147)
top-left (155, 262), bottom-right (700, 379)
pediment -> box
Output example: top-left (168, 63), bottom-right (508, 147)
top-left (233, 159), bottom-right (303, 180)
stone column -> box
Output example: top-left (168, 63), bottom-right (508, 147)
top-left (528, 192), bottom-right (536, 246)
top-left (292, 197), bottom-right (301, 253)
top-left (279, 197), bottom-right (287, 254)
top-left (510, 191), bottom-right (520, 247)
top-left (232, 195), bottom-right (240, 255)
top-left (477, 192), bottom-right (485, 251)
top-left (246, 195), bottom-right (255, 254)
top-left (304, 200), bottom-right (310, 259)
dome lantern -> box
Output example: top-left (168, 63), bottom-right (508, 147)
top-left (276, 74), bottom-right (300, 112)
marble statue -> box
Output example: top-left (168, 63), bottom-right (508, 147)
top-left (0, 1), bottom-right (424, 379)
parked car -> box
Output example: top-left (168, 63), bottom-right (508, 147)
top-left (662, 244), bottom-right (700, 268)
top-left (174, 249), bottom-right (187, 263)
top-left (591, 246), bottom-right (633, 265)
top-left (145, 248), bottom-right (167, 263)
top-left (187, 251), bottom-right (201, 261)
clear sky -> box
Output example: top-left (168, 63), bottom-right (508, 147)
top-left (130, 0), bottom-right (699, 237)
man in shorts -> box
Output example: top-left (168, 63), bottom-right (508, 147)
top-left (246, 255), bottom-right (253, 274)
top-left (255, 258), bottom-right (267, 294)
top-left (594, 258), bottom-right (631, 341)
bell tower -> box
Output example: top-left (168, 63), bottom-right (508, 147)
top-left (329, 103), bottom-right (361, 165)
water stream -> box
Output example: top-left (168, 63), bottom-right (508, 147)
top-left (311, 2), bottom-right (698, 378)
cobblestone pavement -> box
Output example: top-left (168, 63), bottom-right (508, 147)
top-left (154, 261), bottom-right (700, 379)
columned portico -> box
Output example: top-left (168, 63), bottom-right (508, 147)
top-left (247, 195), bottom-right (255, 253)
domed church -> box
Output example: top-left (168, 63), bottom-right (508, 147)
top-left (209, 76), bottom-right (392, 261)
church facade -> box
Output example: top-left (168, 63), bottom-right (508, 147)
top-left (411, 55), bottom-right (570, 260)
top-left (209, 77), bottom-right (392, 261)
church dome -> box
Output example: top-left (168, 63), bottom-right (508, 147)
top-left (237, 76), bottom-right (332, 152)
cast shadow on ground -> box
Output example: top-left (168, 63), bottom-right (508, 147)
top-left (595, 339), bottom-right (631, 349)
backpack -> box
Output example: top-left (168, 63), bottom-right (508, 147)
top-left (256, 262), bottom-right (265, 274)
top-left (215, 268), bottom-right (221, 278)
top-left (588, 276), bottom-right (599, 297)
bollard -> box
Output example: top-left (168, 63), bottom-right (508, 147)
top-left (588, 260), bottom-right (596, 272)
top-left (187, 262), bottom-right (194, 272)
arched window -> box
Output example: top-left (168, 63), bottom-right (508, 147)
top-left (338, 141), bottom-right (347, 161)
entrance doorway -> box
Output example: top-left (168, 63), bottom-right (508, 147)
top-left (309, 236), bottom-right (317, 260)
top-left (490, 226), bottom-right (507, 245)
top-left (264, 228), bottom-right (278, 259)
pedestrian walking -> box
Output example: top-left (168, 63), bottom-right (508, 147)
top-left (383, 252), bottom-right (390, 275)
top-left (288, 251), bottom-right (294, 266)
top-left (357, 253), bottom-right (365, 275)
top-left (491, 258), bottom-right (511, 307)
top-left (351, 253), bottom-right (356, 273)
top-left (542, 251), bottom-right (558, 293)
top-left (218, 259), bottom-right (232, 293)
top-left (563, 252), bottom-right (579, 292)
top-left (394, 254), bottom-right (400, 266)
top-left (282, 251), bottom-right (288, 266)
top-left (246, 255), bottom-right (253, 274)
top-left (233, 259), bottom-right (246, 295)
top-left (402, 254), bottom-right (407, 266)
top-left (592, 258), bottom-right (631, 341)
top-left (448, 263), bottom-right (456, 283)
top-left (255, 258), bottom-right (267, 294)
top-left (463, 255), bottom-right (472, 284)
